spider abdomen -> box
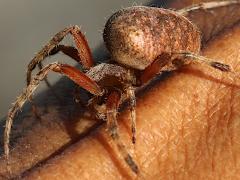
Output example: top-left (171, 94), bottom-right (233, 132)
top-left (103, 6), bottom-right (201, 70)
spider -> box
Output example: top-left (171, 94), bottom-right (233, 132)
top-left (4, 3), bottom-right (236, 174)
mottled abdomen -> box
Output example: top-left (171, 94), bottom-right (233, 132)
top-left (103, 6), bottom-right (201, 70)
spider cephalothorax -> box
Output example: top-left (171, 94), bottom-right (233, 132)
top-left (4, 1), bottom-right (239, 174)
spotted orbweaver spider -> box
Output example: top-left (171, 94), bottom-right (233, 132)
top-left (4, 4), bottom-right (235, 174)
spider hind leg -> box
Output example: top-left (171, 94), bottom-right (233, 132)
top-left (173, 52), bottom-right (231, 72)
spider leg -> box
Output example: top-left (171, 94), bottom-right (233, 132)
top-left (106, 91), bottom-right (139, 174)
top-left (38, 62), bottom-right (53, 89)
top-left (48, 45), bottom-right (85, 64)
top-left (4, 62), bottom-right (102, 161)
top-left (38, 44), bottom-right (88, 83)
top-left (27, 25), bottom-right (94, 85)
top-left (36, 46), bottom-right (85, 104)
top-left (140, 53), bottom-right (172, 84)
top-left (172, 52), bottom-right (231, 72)
top-left (26, 26), bottom-right (94, 119)
top-left (36, 45), bottom-right (88, 88)
top-left (26, 62), bottom-right (61, 121)
top-left (140, 52), bottom-right (231, 84)
top-left (125, 86), bottom-right (137, 144)
top-left (38, 61), bottom-right (64, 103)
top-left (37, 39), bottom-right (93, 91)
top-left (37, 45), bottom-right (94, 108)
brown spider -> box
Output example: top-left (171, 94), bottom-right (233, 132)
top-left (4, 1), bottom-right (239, 174)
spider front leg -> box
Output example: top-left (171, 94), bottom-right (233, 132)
top-left (106, 90), bottom-right (139, 174)
top-left (4, 62), bottom-right (102, 160)
top-left (26, 26), bottom-right (94, 118)
top-left (37, 44), bottom-right (90, 91)
top-left (27, 25), bottom-right (94, 85)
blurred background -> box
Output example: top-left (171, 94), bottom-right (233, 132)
top-left (0, 0), bottom-right (172, 119)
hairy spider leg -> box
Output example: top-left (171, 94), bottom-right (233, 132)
top-left (37, 43), bottom-right (93, 90)
top-left (26, 26), bottom-right (94, 118)
top-left (27, 25), bottom-right (94, 85)
top-left (4, 62), bottom-right (102, 161)
top-left (39, 29), bottom-right (94, 91)
top-left (140, 52), bottom-right (231, 84)
top-left (106, 91), bottom-right (139, 174)
top-left (38, 62), bottom-right (64, 102)
top-left (173, 52), bottom-right (231, 72)
top-left (37, 46), bottom-right (90, 105)
top-left (125, 86), bottom-right (137, 144)
top-left (140, 53), bottom-right (173, 84)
